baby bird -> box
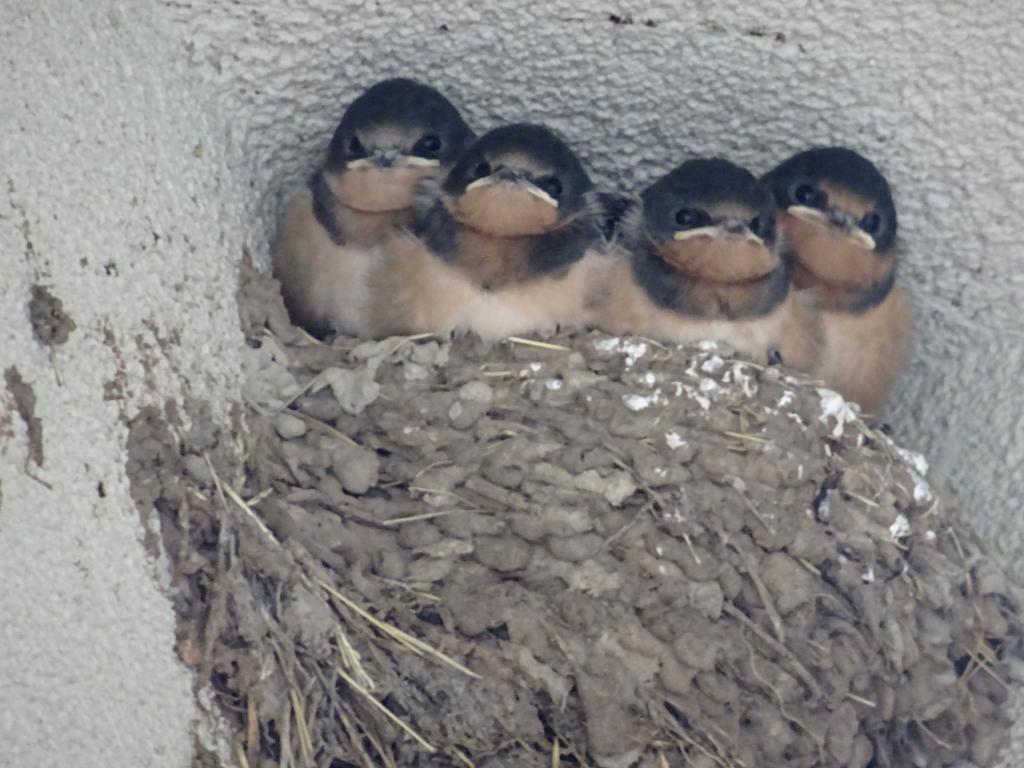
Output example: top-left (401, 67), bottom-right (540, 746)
top-left (273, 77), bottom-right (474, 337)
top-left (763, 147), bottom-right (911, 414)
top-left (597, 158), bottom-right (821, 371)
top-left (368, 123), bottom-right (609, 341)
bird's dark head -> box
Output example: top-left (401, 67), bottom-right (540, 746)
top-left (323, 78), bottom-right (474, 212)
top-left (441, 123), bottom-right (595, 237)
top-left (763, 147), bottom-right (897, 291)
top-left (635, 158), bottom-right (781, 285)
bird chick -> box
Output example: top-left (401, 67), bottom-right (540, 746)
top-left (273, 77), bottom-right (474, 337)
top-left (368, 123), bottom-right (610, 341)
top-left (597, 158), bottom-right (821, 371)
top-left (763, 147), bottom-right (912, 414)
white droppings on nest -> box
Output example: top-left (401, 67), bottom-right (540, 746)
top-left (623, 390), bottom-right (666, 411)
top-left (797, 464), bottom-right (804, 480)
top-left (594, 337), bottom-right (649, 368)
top-left (518, 362), bottom-right (543, 378)
top-left (862, 567), bottom-right (876, 584)
top-left (653, 467), bottom-right (667, 478)
top-left (665, 430), bottom-right (688, 450)
top-left (545, 378), bottom-right (564, 391)
top-left (896, 446), bottom-right (930, 477)
top-left (912, 472), bottom-right (934, 504)
top-left (726, 362), bottom-right (757, 398)
top-left (680, 384), bottom-right (711, 411)
top-left (698, 340), bottom-right (721, 352)
top-left (623, 341), bottom-right (648, 368)
top-left (655, 545), bottom-right (664, 557)
top-left (787, 412), bottom-right (806, 426)
top-left (699, 378), bottom-right (720, 394)
top-left (817, 387), bottom-right (860, 438)
top-left (777, 390), bottom-right (795, 408)
top-left (889, 513), bottom-right (912, 540)
top-left (883, 440), bottom-right (933, 505)
top-left (926, 529), bottom-right (938, 542)
top-left (642, 371), bottom-right (657, 387)
top-left (700, 355), bottom-right (725, 374)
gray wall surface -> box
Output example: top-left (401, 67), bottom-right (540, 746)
top-left (2, 1), bottom-right (1022, 766)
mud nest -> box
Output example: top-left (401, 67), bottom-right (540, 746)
top-left (134, 265), bottom-right (1024, 768)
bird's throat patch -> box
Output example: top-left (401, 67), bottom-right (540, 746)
top-left (328, 166), bottom-right (436, 213)
top-left (655, 237), bottom-right (779, 284)
top-left (449, 185), bottom-right (560, 237)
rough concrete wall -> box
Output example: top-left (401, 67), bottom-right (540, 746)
top-left (1, 2), bottom-right (250, 766)
top-left (3, 0), bottom-right (1022, 766)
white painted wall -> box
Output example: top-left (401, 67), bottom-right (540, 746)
top-left (2, 1), bottom-right (1021, 766)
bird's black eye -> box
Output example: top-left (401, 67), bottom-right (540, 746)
top-left (536, 175), bottom-right (563, 200)
top-left (674, 208), bottom-right (708, 229)
top-left (748, 215), bottom-right (762, 236)
top-left (471, 160), bottom-right (492, 180)
top-left (413, 134), bottom-right (442, 158)
top-left (793, 184), bottom-right (819, 206)
top-left (348, 136), bottom-right (366, 158)
top-left (860, 211), bottom-right (883, 236)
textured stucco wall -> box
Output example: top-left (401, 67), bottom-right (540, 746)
top-left (1, 2), bottom-right (248, 766)
top-left (2, 1), bottom-right (1022, 766)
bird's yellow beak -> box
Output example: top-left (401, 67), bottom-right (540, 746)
top-left (787, 205), bottom-right (876, 251)
top-left (673, 225), bottom-right (763, 246)
top-left (845, 228), bottom-right (877, 251)
top-left (787, 204), bottom-right (830, 225)
top-left (522, 183), bottom-right (559, 209)
top-left (346, 155), bottom-right (441, 170)
top-left (401, 156), bottom-right (441, 168)
top-left (465, 175), bottom-right (558, 209)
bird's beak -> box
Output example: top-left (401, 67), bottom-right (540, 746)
top-left (400, 156), bottom-right (441, 168)
top-left (347, 151), bottom-right (440, 170)
top-left (846, 228), bottom-right (876, 251)
top-left (787, 204), bottom-right (875, 250)
top-left (787, 205), bottom-right (830, 225)
top-left (465, 172), bottom-right (558, 209)
top-left (521, 183), bottom-right (559, 209)
top-left (672, 225), bottom-right (720, 242)
top-left (673, 222), bottom-right (763, 245)
top-left (465, 175), bottom-right (494, 192)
